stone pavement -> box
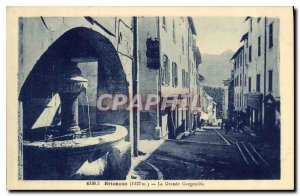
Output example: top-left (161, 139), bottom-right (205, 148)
top-left (130, 127), bottom-right (280, 180)
top-left (183, 128), bottom-right (228, 145)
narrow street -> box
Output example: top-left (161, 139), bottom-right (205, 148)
top-left (132, 127), bottom-right (280, 180)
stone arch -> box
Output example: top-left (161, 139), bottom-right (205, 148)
top-left (19, 27), bottom-right (129, 136)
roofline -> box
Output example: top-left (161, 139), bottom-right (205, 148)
top-left (198, 74), bottom-right (205, 81)
top-left (188, 17), bottom-right (197, 35)
top-left (230, 46), bottom-right (244, 60)
top-left (240, 32), bottom-right (248, 42)
top-left (245, 16), bottom-right (251, 21)
top-left (193, 46), bottom-right (202, 65)
top-left (223, 78), bottom-right (233, 83)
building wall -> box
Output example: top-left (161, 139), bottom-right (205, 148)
top-left (266, 18), bottom-right (280, 100)
top-left (159, 17), bottom-right (190, 95)
top-left (238, 17), bottom-right (280, 133)
top-left (137, 17), bottom-right (160, 139)
top-left (233, 48), bottom-right (245, 111)
top-left (247, 17), bottom-right (266, 95)
top-left (138, 17), bottom-right (200, 139)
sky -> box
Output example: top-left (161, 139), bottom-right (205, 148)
top-left (193, 17), bottom-right (248, 55)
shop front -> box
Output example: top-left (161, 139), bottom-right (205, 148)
top-left (246, 93), bottom-right (263, 134)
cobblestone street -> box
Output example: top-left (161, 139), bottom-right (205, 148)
top-left (132, 127), bottom-right (280, 180)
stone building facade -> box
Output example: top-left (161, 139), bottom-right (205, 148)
top-left (137, 17), bottom-right (202, 140)
top-left (231, 17), bottom-right (280, 138)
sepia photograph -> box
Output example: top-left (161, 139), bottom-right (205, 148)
top-left (6, 6), bottom-right (294, 190)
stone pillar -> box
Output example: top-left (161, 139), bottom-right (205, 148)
top-left (59, 92), bottom-right (81, 133)
top-left (57, 64), bottom-right (88, 134)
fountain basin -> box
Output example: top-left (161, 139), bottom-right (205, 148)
top-left (23, 124), bottom-right (131, 180)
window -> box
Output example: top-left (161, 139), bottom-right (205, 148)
top-left (256, 74), bottom-right (261, 92)
top-left (162, 55), bottom-right (170, 85)
top-left (269, 23), bottom-right (273, 48)
top-left (182, 37), bottom-right (184, 54)
top-left (245, 75), bottom-right (247, 87)
top-left (162, 17), bottom-right (167, 30)
top-left (240, 74), bottom-right (242, 86)
top-left (258, 36), bottom-right (261, 56)
top-left (240, 94), bottom-right (242, 107)
top-left (250, 18), bottom-right (252, 32)
top-left (173, 20), bottom-right (176, 43)
top-left (172, 62), bottom-right (178, 87)
top-left (268, 70), bottom-right (273, 92)
top-left (240, 54), bottom-right (243, 67)
top-left (182, 69), bottom-right (186, 88)
top-left (186, 72), bottom-right (190, 89)
top-left (249, 46), bottom-right (252, 62)
top-left (249, 77), bottom-right (251, 92)
top-left (237, 75), bottom-right (239, 86)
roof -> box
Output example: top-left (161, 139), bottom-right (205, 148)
top-left (245, 16), bottom-right (251, 21)
top-left (240, 32), bottom-right (248, 42)
top-left (223, 78), bottom-right (233, 85)
top-left (230, 45), bottom-right (244, 60)
top-left (188, 17), bottom-right (197, 35)
top-left (198, 74), bottom-right (205, 81)
top-left (193, 46), bottom-right (202, 65)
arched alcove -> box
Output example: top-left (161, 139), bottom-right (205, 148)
top-left (19, 27), bottom-right (130, 139)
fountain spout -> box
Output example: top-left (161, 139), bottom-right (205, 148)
top-left (57, 65), bottom-right (88, 134)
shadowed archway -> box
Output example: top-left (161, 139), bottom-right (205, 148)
top-left (19, 27), bottom-right (130, 137)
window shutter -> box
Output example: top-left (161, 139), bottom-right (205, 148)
top-left (167, 61), bottom-right (170, 85)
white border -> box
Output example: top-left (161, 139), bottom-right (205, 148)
top-left (1, 0), bottom-right (298, 195)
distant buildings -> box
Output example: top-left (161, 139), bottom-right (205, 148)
top-left (228, 17), bottom-right (280, 138)
top-left (201, 91), bottom-right (217, 125)
top-left (223, 73), bottom-right (234, 122)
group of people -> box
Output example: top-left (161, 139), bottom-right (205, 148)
top-left (221, 118), bottom-right (243, 134)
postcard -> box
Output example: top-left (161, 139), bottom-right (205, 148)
top-left (6, 6), bottom-right (294, 190)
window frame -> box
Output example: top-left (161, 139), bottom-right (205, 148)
top-left (162, 55), bottom-right (170, 85)
top-left (258, 36), bottom-right (261, 56)
top-left (172, 62), bottom-right (178, 87)
top-left (256, 74), bottom-right (261, 92)
top-left (249, 45), bottom-right (252, 63)
top-left (248, 77), bottom-right (252, 92)
top-left (162, 16), bottom-right (167, 31)
top-left (268, 70), bottom-right (273, 92)
top-left (172, 20), bottom-right (176, 43)
top-left (269, 22), bottom-right (274, 48)
top-left (182, 69), bottom-right (186, 88)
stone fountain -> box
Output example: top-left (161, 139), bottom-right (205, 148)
top-left (23, 62), bottom-right (131, 180)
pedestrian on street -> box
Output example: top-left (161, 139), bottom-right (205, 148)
top-left (225, 121), bottom-right (230, 134)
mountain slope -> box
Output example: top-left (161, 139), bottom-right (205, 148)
top-left (199, 50), bottom-right (234, 87)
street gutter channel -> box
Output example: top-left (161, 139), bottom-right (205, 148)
top-left (214, 129), bottom-right (231, 146)
top-left (146, 162), bottom-right (164, 180)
